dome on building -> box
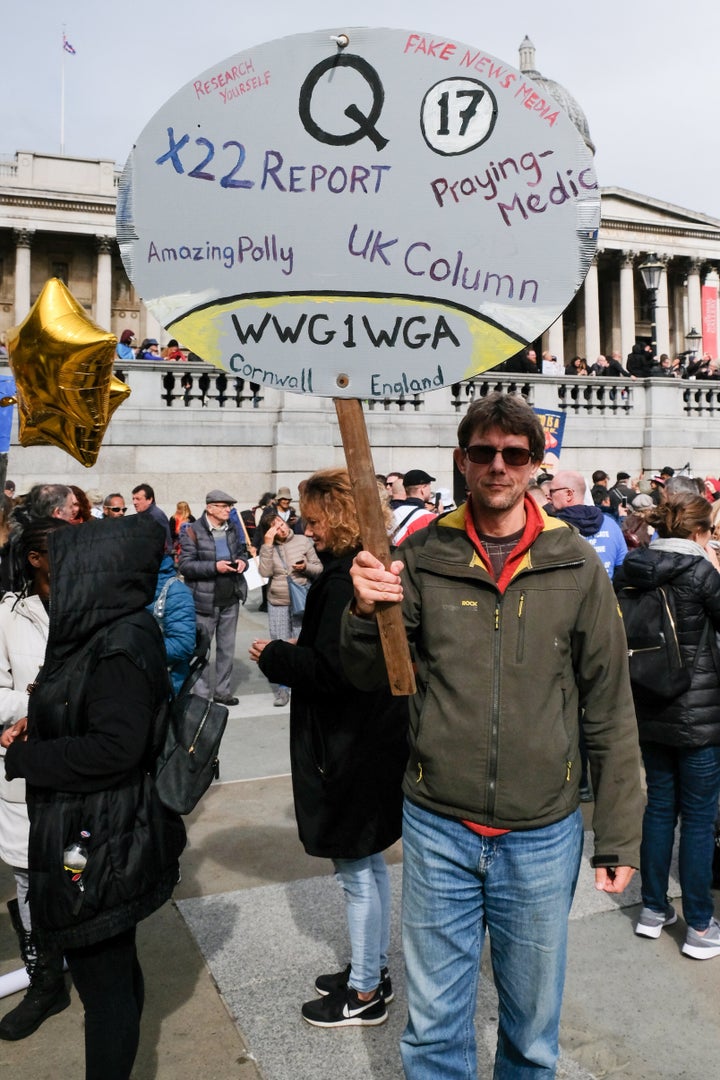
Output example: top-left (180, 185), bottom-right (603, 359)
top-left (518, 36), bottom-right (595, 154)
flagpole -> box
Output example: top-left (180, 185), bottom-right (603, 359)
top-left (60, 27), bottom-right (65, 155)
top-left (60, 53), bottom-right (65, 156)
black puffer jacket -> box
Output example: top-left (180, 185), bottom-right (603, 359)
top-left (5, 517), bottom-right (186, 948)
top-left (615, 544), bottom-right (720, 747)
top-left (627, 342), bottom-right (654, 378)
top-left (258, 551), bottom-right (408, 859)
top-left (178, 512), bottom-right (248, 616)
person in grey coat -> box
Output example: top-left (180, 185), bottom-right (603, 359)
top-left (178, 490), bottom-right (248, 706)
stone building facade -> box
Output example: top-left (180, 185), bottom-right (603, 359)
top-left (2, 150), bottom-right (719, 368)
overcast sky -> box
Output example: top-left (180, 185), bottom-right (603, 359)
top-left (3, 0), bottom-right (718, 219)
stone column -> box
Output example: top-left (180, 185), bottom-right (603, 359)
top-left (13, 229), bottom-right (34, 323)
top-left (142, 306), bottom-right (164, 346)
top-left (95, 236), bottom-right (113, 330)
top-left (547, 315), bottom-right (564, 366)
top-left (583, 258), bottom-right (600, 362)
top-left (687, 258), bottom-right (703, 342)
top-left (655, 255), bottom-right (670, 357)
top-left (620, 251), bottom-right (636, 357)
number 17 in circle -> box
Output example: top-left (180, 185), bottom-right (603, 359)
top-left (421, 77), bottom-right (497, 156)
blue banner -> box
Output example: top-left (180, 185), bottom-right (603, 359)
top-left (533, 408), bottom-right (566, 472)
top-left (0, 374), bottom-right (16, 454)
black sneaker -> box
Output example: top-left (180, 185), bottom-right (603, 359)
top-left (315, 963), bottom-right (393, 1003)
top-left (301, 985), bottom-right (387, 1028)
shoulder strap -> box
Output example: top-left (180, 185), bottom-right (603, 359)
top-left (391, 507), bottom-right (422, 540)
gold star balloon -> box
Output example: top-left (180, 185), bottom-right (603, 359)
top-left (7, 278), bottom-right (131, 467)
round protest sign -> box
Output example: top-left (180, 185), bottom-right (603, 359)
top-left (118, 27), bottom-right (599, 398)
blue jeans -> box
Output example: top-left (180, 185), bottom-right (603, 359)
top-left (640, 741), bottom-right (720, 930)
top-left (400, 799), bottom-right (583, 1080)
top-left (332, 853), bottom-right (391, 993)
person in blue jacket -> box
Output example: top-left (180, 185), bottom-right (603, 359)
top-left (549, 470), bottom-right (627, 579)
top-left (115, 329), bottom-right (136, 360)
top-left (148, 554), bottom-right (196, 693)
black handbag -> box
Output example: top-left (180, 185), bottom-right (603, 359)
top-left (153, 650), bottom-right (228, 815)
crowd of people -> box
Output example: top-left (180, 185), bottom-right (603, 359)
top-left (3, 414), bottom-right (720, 1077)
top-left (497, 341), bottom-right (720, 382)
top-left (115, 331), bottom-right (189, 362)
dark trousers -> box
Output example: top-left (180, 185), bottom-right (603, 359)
top-left (65, 926), bottom-right (143, 1080)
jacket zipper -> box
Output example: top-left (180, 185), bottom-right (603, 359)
top-left (660, 587), bottom-right (683, 667)
top-left (516, 591), bottom-right (525, 662)
top-left (488, 596), bottom-right (503, 818)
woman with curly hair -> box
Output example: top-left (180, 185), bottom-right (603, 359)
top-left (615, 491), bottom-right (720, 957)
top-left (69, 486), bottom-right (92, 524)
top-left (250, 469), bottom-right (408, 1027)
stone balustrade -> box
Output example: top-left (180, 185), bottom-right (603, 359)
top-left (3, 360), bottom-right (720, 510)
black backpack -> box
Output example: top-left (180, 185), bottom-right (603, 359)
top-left (617, 583), bottom-right (691, 701)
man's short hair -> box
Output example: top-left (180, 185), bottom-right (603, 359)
top-left (25, 483), bottom-right (72, 518)
top-left (592, 470), bottom-right (609, 485)
top-left (457, 393), bottom-right (545, 462)
top-left (665, 475), bottom-right (704, 497)
top-left (132, 483), bottom-right (155, 501)
top-left (104, 492), bottom-right (125, 506)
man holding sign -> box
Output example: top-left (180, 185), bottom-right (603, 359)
top-left (342, 392), bottom-right (643, 1078)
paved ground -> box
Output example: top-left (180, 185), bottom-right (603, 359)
top-left (1, 591), bottom-right (719, 1079)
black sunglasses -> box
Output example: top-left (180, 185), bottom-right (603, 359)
top-left (464, 445), bottom-right (533, 466)
top-left (107, 506), bottom-right (127, 513)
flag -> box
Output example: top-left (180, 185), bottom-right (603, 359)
top-left (63, 34), bottom-right (76, 55)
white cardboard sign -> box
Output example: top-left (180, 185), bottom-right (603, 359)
top-left (118, 27), bottom-right (599, 398)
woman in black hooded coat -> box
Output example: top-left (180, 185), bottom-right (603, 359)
top-left (4, 515), bottom-right (186, 1079)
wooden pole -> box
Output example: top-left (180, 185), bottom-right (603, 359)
top-left (334, 397), bottom-right (416, 696)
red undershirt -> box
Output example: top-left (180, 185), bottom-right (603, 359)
top-left (460, 496), bottom-right (545, 838)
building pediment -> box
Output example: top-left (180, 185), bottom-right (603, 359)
top-left (601, 186), bottom-right (720, 238)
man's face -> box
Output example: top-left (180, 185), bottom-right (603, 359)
top-left (132, 489), bottom-right (152, 512)
top-left (206, 501), bottom-right (232, 526)
top-left (104, 497), bottom-right (126, 518)
top-left (54, 491), bottom-right (79, 522)
top-left (527, 350), bottom-right (536, 363)
top-left (548, 484), bottom-right (574, 511)
top-left (277, 497), bottom-right (291, 513)
top-left (454, 426), bottom-right (536, 515)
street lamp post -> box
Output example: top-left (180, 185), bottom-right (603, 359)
top-left (638, 253), bottom-right (664, 359)
top-left (685, 326), bottom-right (702, 366)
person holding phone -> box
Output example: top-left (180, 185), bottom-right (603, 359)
top-left (256, 510), bottom-right (322, 707)
top-left (178, 490), bottom-right (248, 707)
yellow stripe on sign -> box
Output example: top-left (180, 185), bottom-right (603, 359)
top-left (168, 293), bottom-right (525, 382)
